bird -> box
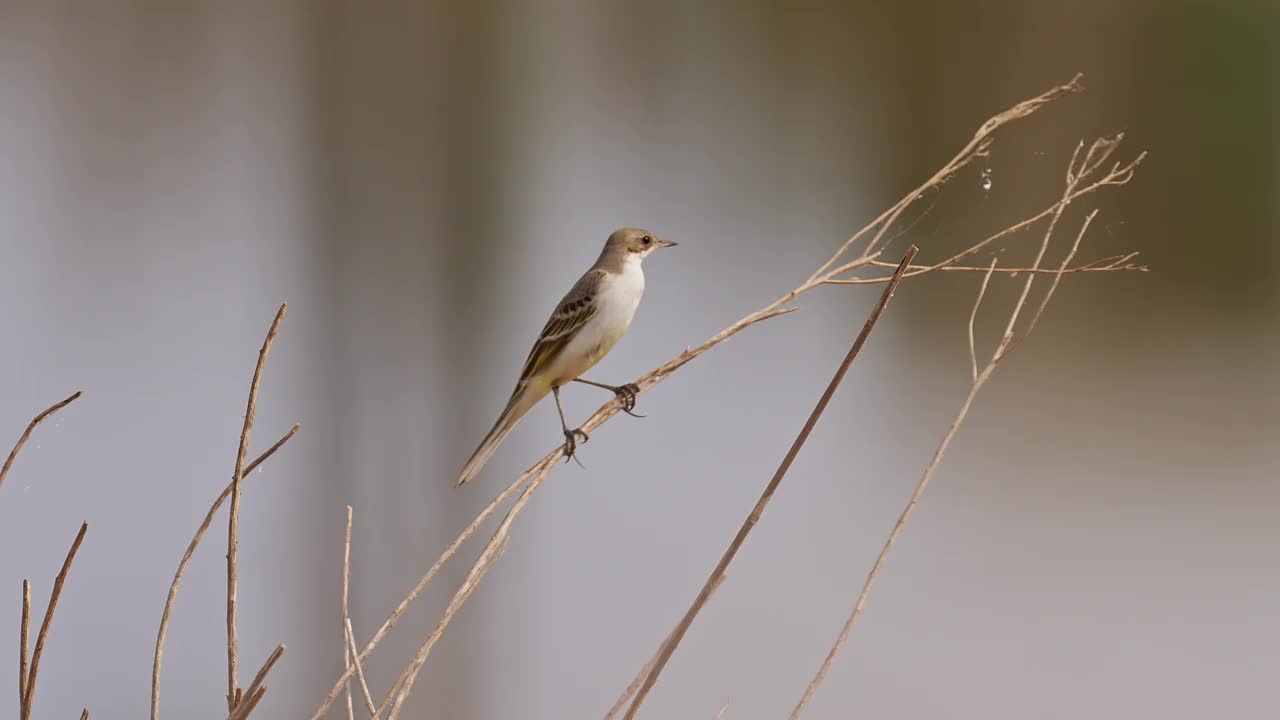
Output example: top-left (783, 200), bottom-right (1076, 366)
top-left (455, 227), bottom-right (677, 486)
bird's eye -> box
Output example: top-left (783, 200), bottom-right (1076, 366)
top-left (641, 235), bottom-right (652, 245)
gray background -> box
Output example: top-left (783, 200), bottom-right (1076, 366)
top-left (1, 2), bottom-right (1276, 718)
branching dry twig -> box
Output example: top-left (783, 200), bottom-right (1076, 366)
top-left (341, 507), bottom-right (377, 718)
top-left (788, 146), bottom-right (1114, 719)
top-left (151, 423), bottom-right (299, 720)
top-left (227, 303), bottom-right (287, 711)
top-left (620, 247), bottom-right (917, 719)
top-left (21, 521), bottom-right (88, 720)
top-left (0, 391), bottom-right (81, 495)
top-left (604, 574), bottom-right (728, 720)
top-left (312, 75), bottom-right (1144, 719)
top-left (226, 643), bottom-right (284, 720)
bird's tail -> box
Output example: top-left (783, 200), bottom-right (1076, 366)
top-left (455, 382), bottom-right (548, 487)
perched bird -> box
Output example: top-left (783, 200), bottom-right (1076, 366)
top-left (456, 227), bottom-right (677, 486)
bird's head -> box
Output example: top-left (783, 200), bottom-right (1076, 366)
top-left (605, 227), bottom-right (677, 260)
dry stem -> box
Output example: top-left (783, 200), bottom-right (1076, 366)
top-left (227, 303), bottom-right (287, 710)
top-left (604, 574), bottom-right (727, 720)
top-left (18, 580), bottom-right (29, 713)
top-left (343, 507), bottom-right (355, 720)
top-left (341, 507), bottom-right (377, 717)
top-left (621, 247), bottom-right (916, 719)
top-left (788, 147), bottom-right (1112, 718)
top-left (226, 643), bottom-right (284, 720)
top-left (21, 521), bottom-right (88, 720)
top-left (151, 423), bottom-right (300, 720)
top-left (0, 391), bottom-right (81, 495)
top-left (313, 74), bottom-right (1144, 719)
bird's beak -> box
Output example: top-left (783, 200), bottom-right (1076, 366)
top-left (657, 239), bottom-right (678, 248)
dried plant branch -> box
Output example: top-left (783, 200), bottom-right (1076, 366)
top-left (604, 574), bottom-right (728, 720)
top-left (151, 423), bottom-right (299, 720)
top-left (789, 148), bottom-right (1113, 717)
top-left (834, 253), bottom-right (1146, 279)
top-left (0, 391), bottom-right (81, 495)
top-left (312, 75), bottom-right (1140, 720)
top-left (310, 461), bottom-right (536, 718)
top-left (968, 259), bottom-right (998, 382)
top-left (380, 529), bottom-right (516, 719)
top-left (809, 75), bottom-right (1085, 283)
top-left (227, 643), bottom-right (284, 720)
top-left (18, 580), bottom-right (30, 715)
top-left (342, 507), bottom-right (355, 720)
top-left (80, 710), bottom-right (89, 720)
top-left (21, 521), bottom-right (88, 720)
top-left (712, 701), bottom-right (729, 720)
top-left (227, 303), bottom-right (287, 710)
top-left (345, 618), bottom-right (377, 717)
top-left (620, 248), bottom-right (916, 720)
top-left (227, 686), bottom-right (268, 720)
top-left (340, 507), bottom-right (378, 718)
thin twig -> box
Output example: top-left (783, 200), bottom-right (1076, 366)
top-left (22, 521), bottom-right (88, 720)
top-left (227, 686), bottom-right (269, 720)
top-left (310, 460), bottom-right (536, 719)
top-left (380, 517), bottom-right (519, 718)
top-left (240, 644), bottom-right (285, 714)
top-left (18, 580), bottom-right (30, 716)
top-left (808, 75), bottom-right (1084, 282)
top-left (345, 618), bottom-right (377, 717)
top-left (604, 574), bottom-right (728, 720)
top-left (0, 391), bottom-right (81, 494)
top-left (860, 254), bottom-right (1152, 271)
top-left (343, 507), bottom-right (355, 720)
top-left (227, 303), bottom-right (287, 710)
top-left (788, 197), bottom-right (1105, 720)
top-left (968, 259), bottom-right (998, 382)
top-left (712, 701), bottom-right (729, 720)
top-left (152, 423), bottom-right (300, 720)
top-left (622, 247), bottom-right (917, 719)
top-left (80, 710), bottom-right (89, 720)
top-left (339, 507), bottom-right (377, 717)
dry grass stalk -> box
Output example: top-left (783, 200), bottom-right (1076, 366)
top-left (226, 643), bottom-right (285, 720)
top-left (380, 533), bottom-right (513, 719)
top-left (787, 141), bottom-right (1116, 718)
top-left (712, 701), bottom-right (729, 720)
top-left (226, 302), bottom-right (287, 711)
top-left (311, 75), bottom-right (1143, 719)
top-left (620, 247), bottom-right (917, 719)
top-left (227, 685), bottom-right (268, 720)
top-left (150, 423), bottom-right (299, 720)
top-left (80, 710), bottom-right (89, 720)
top-left (341, 507), bottom-right (378, 718)
top-left (18, 579), bottom-right (30, 711)
top-left (343, 507), bottom-right (355, 720)
top-left (0, 391), bottom-right (81, 495)
top-left (345, 618), bottom-right (377, 716)
top-left (310, 464), bottom-right (536, 718)
top-left (604, 574), bottom-right (728, 720)
top-left (20, 521), bottom-right (88, 720)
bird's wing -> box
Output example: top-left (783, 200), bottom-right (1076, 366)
top-left (515, 268), bottom-right (606, 385)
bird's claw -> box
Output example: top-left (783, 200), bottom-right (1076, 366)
top-left (562, 428), bottom-right (590, 463)
top-left (614, 383), bottom-right (644, 417)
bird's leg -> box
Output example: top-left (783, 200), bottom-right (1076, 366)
top-left (553, 386), bottom-right (589, 465)
top-left (572, 377), bottom-right (644, 417)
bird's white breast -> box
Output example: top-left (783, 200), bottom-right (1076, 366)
top-left (550, 256), bottom-right (645, 384)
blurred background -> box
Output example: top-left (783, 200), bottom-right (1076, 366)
top-left (1, 2), bottom-right (1276, 718)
